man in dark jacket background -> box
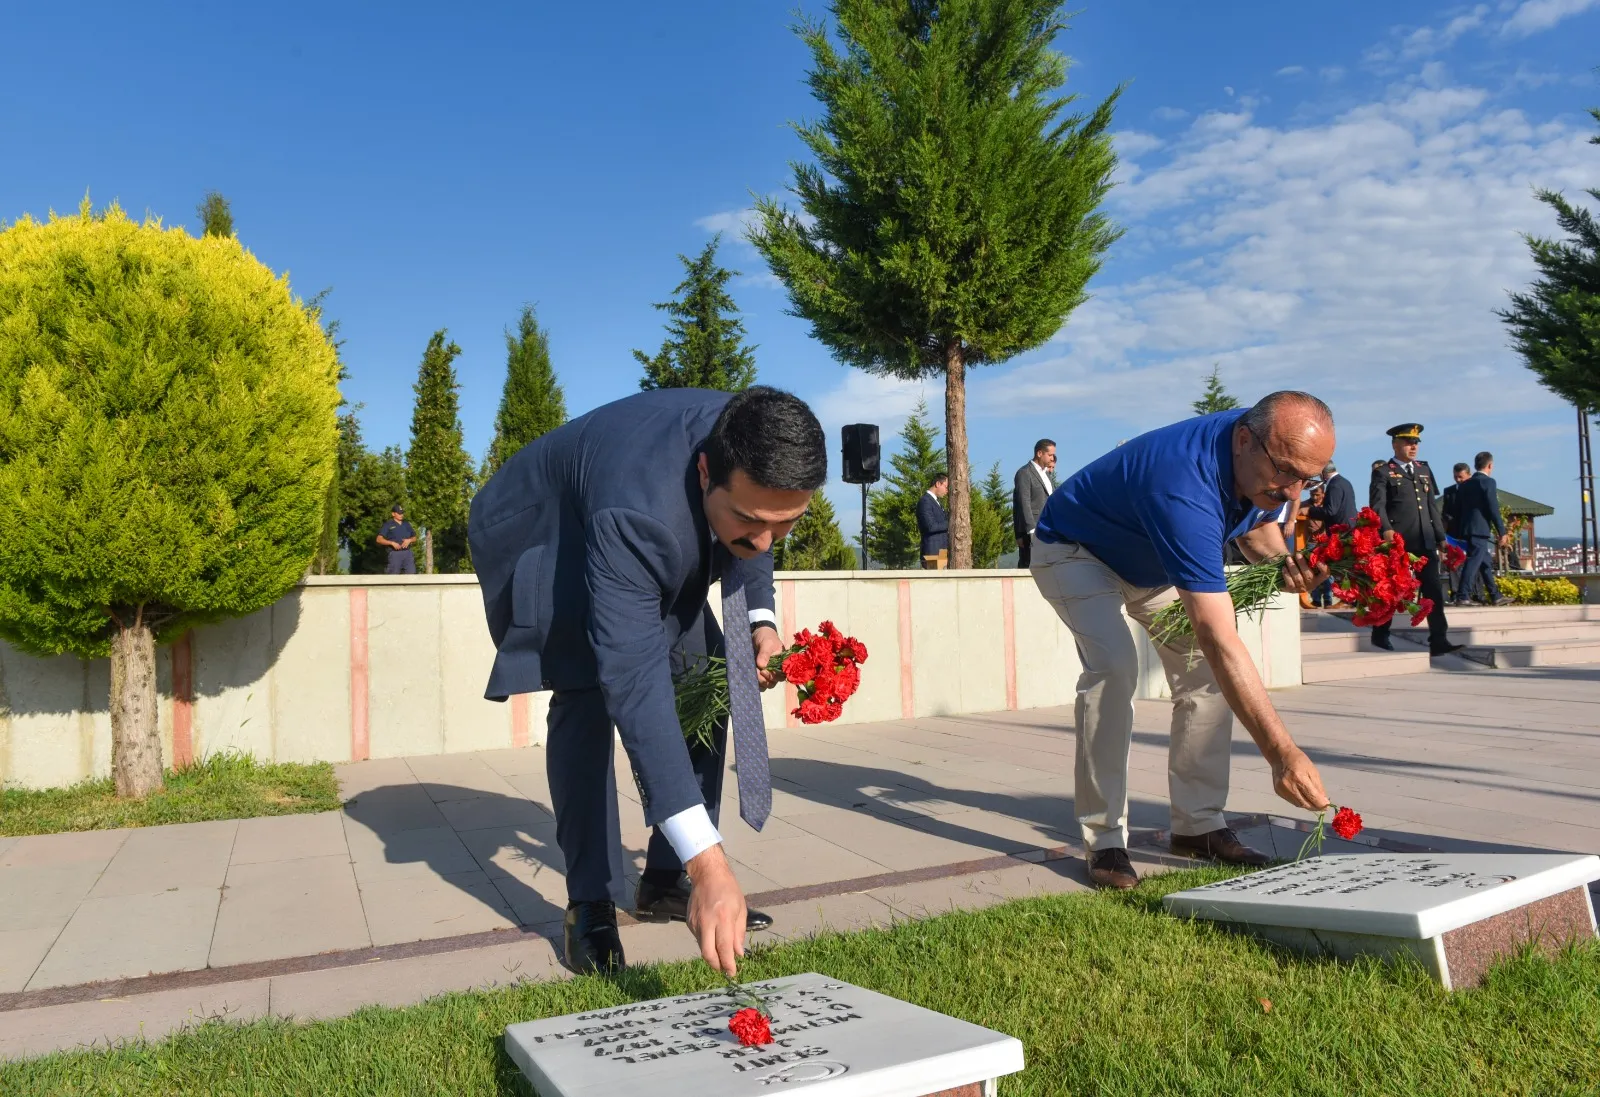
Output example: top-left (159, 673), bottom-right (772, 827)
top-left (917, 472), bottom-right (950, 568)
top-left (1306, 461), bottom-right (1357, 527)
top-left (1454, 451), bottom-right (1510, 606)
top-left (1012, 439), bottom-right (1056, 568)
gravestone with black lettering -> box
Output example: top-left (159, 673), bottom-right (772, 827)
top-left (1163, 853), bottom-right (1600, 989)
top-left (503, 972), bottom-right (1024, 1096)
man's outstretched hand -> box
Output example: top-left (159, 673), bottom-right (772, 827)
top-left (1270, 744), bottom-right (1331, 813)
top-left (753, 625), bottom-right (784, 690)
top-left (685, 844), bottom-right (748, 977)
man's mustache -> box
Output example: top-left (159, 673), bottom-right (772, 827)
top-left (731, 536), bottom-right (758, 552)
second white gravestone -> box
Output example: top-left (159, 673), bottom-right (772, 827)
top-left (504, 972), bottom-right (1024, 1096)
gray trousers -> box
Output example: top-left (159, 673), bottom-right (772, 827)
top-left (1029, 539), bottom-right (1233, 850)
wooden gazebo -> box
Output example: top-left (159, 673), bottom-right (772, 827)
top-left (1497, 489), bottom-right (1554, 572)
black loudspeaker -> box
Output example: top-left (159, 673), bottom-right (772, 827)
top-left (841, 423), bottom-right (880, 484)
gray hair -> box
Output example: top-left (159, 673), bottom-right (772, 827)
top-left (1321, 462), bottom-right (1337, 478)
top-left (1239, 391), bottom-right (1334, 437)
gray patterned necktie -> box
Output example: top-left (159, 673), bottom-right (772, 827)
top-left (721, 581), bottom-right (772, 831)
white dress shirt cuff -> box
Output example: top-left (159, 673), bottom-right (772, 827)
top-left (658, 804), bottom-right (722, 863)
top-left (748, 607), bottom-right (777, 628)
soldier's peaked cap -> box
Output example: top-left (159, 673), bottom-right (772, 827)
top-left (1386, 423), bottom-right (1423, 439)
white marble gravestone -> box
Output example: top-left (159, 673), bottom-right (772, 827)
top-left (1163, 853), bottom-right (1600, 989)
top-left (504, 972), bottom-right (1024, 1097)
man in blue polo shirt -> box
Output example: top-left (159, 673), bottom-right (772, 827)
top-left (1031, 391), bottom-right (1334, 889)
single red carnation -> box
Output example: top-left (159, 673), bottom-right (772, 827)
top-left (795, 697), bottom-right (830, 723)
top-left (1351, 526), bottom-right (1381, 557)
top-left (1321, 537), bottom-right (1346, 562)
top-left (822, 701), bottom-right (843, 722)
top-left (1409, 598), bottom-right (1435, 627)
top-left (1330, 807), bottom-right (1363, 840)
top-left (782, 652), bottom-right (817, 685)
top-left (847, 638), bottom-right (868, 663)
top-left (806, 635), bottom-right (836, 664)
top-left (1389, 531), bottom-right (1406, 554)
top-left (729, 1007), bottom-right (772, 1047)
top-left (1356, 507), bottom-right (1381, 527)
top-left (1356, 554), bottom-right (1388, 580)
top-left (1328, 523), bottom-right (1351, 535)
top-left (1352, 606), bottom-right (1395, 628)
top-left (818, 620), bottom-right (843, 642)
top-left (833, 662), bottom-right (861, 701)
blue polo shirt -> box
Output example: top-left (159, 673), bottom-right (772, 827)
top-left (1034, 408), bottom-right (1284, 593)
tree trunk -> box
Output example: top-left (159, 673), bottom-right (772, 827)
top-left (110, 614), bottom-right (163, 799)
top-left (424, 528), bottom-right (435, 574)
top-left (944, 342), bottom-right (972, 570)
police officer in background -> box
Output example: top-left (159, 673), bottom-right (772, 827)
top-left (1369, 424), bottom-right (1462, 656)
top-left (377, 505), bottom-right (418, 575)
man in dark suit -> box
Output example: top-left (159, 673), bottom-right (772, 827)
top-left (917, 472), bottom-right (950, 567)
top-left (1369, 423), bottom-right (1462, 656)
top-left (1013, 439), bottom-right (1056, 568)
top-left (1306, 461), bottom-right (1357, 527)
top-left (469, 386), bottom-right (827, 977)
top-left (1454, 451), bottom-right (1511, 606)
top-left (1440, 463), bottom-right (1472, 601)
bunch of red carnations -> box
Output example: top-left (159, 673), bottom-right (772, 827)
top-left (1308, 507), bottom-right (1434, 629)
top-left (674, 621), bottom-right (869, 748)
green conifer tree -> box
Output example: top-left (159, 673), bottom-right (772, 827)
top-left (405, 330), bottom-right (474, 573)
top-left (865, 401), bottom-right (946, 568)
top-left (751, 0), bottom-right (1121, 568)
top-left (486, 305), bottom-right (566, 477)
top-left (1192, 364), bottom-right (1241, 416)
top-left (0, 201), bottom-right (339, 796)
top-left (969, 462), bottom-right (1013, 568)
top-left (335, 410), bottom-right (411, 574)
top-left (775, 490), bottom-right (857, 570)
top-left (196, 191), bottom-right (234, 238)
top-left (635, 236), bottom-right (757, 391)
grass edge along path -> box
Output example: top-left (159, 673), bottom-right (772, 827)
top-left (0, 754), bottom-right (342, 836)
top-left (4, 868), bottom-right (1597, 1096)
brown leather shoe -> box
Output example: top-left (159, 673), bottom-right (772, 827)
top-left (1087, 847), bottom-right (1139, 890)
top-left (1171, 827), bottom-right (1271, 866)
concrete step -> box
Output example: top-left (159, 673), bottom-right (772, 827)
top-left (1456, 638), bottom-right (1600, 669)
top-left (1301, 648), bottom-right (1432, 683)
top-left (1302, 631), bottom-right (1381, 655)
top-left (1385, 603), bottom-right (1600, 626)
top-left (1299, 610), bottom-right (1362, 634)
top-left (1392, 621), bottom-right (1600, 646)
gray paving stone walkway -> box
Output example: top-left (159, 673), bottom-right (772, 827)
top-left (2, 663), bottom-right (1597, 1060)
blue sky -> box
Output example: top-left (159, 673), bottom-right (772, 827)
top-left (3, 1), bottom-right (1598, 533)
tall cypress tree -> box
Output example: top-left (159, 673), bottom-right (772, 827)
top-left (970, 461), bottom-right (1013, 568)
top-left (1192, 364), bottom-right (1241, 415)
top-left (486, 305), bottom-right (566, 477)
top-left (406, 330), bottom-right (474, 573)
top-left (305, 288), bottom-right (348, 574)
top-left (196, 191), bottom-right (234, 238)
top-left (1500, 106), bottom-right (1600, 411)
top-left (751, 0), bottom-right (1121, 568)
top-left (775, 490), bottom-right (857, 570)
top-left (635, 236), bottom-right (757, 391)
top-left (865, 401), bottom-right (946, 568)
top-left (336, 410), bottom-right (411, 574)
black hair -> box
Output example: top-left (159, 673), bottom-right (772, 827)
top-left (1474, 451), bottom-right (1493, 471)
top-left (1453, 462), bottom-right (1471, 475)
top-left (1034, 438), bottom-right (1055, 455)
top-left (703, 386), bottom-right (827, 491)
top-left (929, 471), bottom-right (949, 487)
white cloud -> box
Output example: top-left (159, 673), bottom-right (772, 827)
top-left (1395, 4), bottom-right (1490, 58)
top-left (1321, 66), bottom-right (1347, 83)
top-left (1500, 0), bottom-right (1600, 36)
top-left (695, 205), bottom-right (761, 238)
top-left (1152, 106), bottom-right (1189, 122)
top-left (1276, 65), bottom-right (1307, 77)
top-left (1113, 130), bottom-right (1164, 158)
top-left (979, 76), bottom-right (1596, 457)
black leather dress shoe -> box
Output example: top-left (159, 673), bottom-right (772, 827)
top-left (634, 874), bottom-right (774, 931)
top-left (1171, 827), bottom-right (1272, 867)
top-left (1430, 642), bottom-right (1465, 656)
top-left (564, 900), bottom-right (624, 973)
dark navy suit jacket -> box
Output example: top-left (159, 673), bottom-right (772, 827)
top-left (1307, 473), bottom-right (1357, 528)
top-left (1454, 472), bottom-right (1506, 539)
top-left (916, 492), bottom-right (949, 556)
top-left (468, 389), bottom-right (775, 826)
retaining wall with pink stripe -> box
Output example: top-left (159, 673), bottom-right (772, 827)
top-left (0, 572), bottom-right (1301, 790)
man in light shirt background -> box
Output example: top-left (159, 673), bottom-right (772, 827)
top-left (1013, 439), bottom-right (1057, 568)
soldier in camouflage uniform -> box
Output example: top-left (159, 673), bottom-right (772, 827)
top-left (1369, 424), bottom-right (1462, 656)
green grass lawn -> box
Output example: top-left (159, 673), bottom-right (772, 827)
top-left (5, 868), bottom-right (1597, 1096)
top-left (0, 753), bottom-right (342, 836)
